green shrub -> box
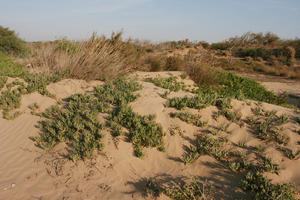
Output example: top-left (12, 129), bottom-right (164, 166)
top-left (242, 171), bottom-right (295, 200)
top-left (34, 94), bottom-right (107, 160)
top-left (0, 53), bottom-right (26, 77)
top-left (167, 90), bottom-right (219, 110)
top-left (211, 42), bottom-right (231, 50)
top-left (0, 26), bottom-right (28, 57)
top-left (217, 72), bottom-right (286, 104)
top-left (235, 47), bottom-right (295, 66)
top-left (145, 76), bottom-right (186, 92)
top-left (146, 177), bottom-right (215, 200)
top-left (0, 76), bottom-right (7, 90)
top-left (111, 105), bottom-right (165, 157)
top-left (247, 107), bottom-right (289, 145)
top-left (170, 112), bottom-right (208, 127)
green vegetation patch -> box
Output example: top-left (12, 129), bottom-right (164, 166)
top-left (170, 112), bottom-right (208, 127)
top-left (167, 72), bottom-right (286, 112)
top-left (0, 53), bottom-right (26, 77)
top-left (0, 26), bottom-right (29, 57)
top-left (242, 171), bottom-right (295, 200)
top-left (110, 106), bottom-right (165, 157)
top-left (146, 177), bottom-right (215, 200)
top-left (247, 107), bottom-right (289, 145)
top-left (182, 133), bottom-right (296, 199)
top-left (34, 79), bottom-right (165, 159)
top-left (145, 76), bottom-right (186, 92)
top-left (0, 70), bottom-right (67, 119)
top-left (34, 94), bottom-right (108, 160)
top-left (0, 76), bottom-right (7, 90)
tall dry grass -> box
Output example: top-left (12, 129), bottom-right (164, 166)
top-left (25, 32), bottom-right (141, 80)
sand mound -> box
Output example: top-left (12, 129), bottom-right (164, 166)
top-left (0, 72), bottom-right (300, 200)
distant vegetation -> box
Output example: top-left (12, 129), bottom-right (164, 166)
top-left (0, 26), bottom-right (28, 57)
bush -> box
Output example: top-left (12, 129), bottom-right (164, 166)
top-left (0, 53), bottom-right (26, 77)
top-left (211, 42), bottom-right (231, 50)
top-left (0, 26), bottom-right (28, 57)
top-left (165, 56), bottom-right (185, 71)
top-left (217, 71), bottom-right (286, 104)
top-left (184, 62), bottom-right (219, 86)
top-left (281, 39), bottom-right (300, 58)
top-left (146, 55), bottom-right (166, 72)
top-left (235, 47), bottom-right (295, 66)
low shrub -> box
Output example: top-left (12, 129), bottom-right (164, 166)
top-left (211, 42), bottom-right (231, 50)
top-left (165, 56), bottom-right (185, 71)
top-left (0, 53), bottom-right (26, 77)
top-left (0, 25), bottom-right (29, 57)
top-left (146, 177), bottom-right (215, 200)
top-left (145, 76), bottom-right (186, 92)
top-left (235, 47), bottom-right (295, 66)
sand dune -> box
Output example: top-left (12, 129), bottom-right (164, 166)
top-left (0, 72), bottom-right (300, 200)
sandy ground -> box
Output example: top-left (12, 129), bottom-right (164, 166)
top-left (0, 72), bottom-right (300, 200)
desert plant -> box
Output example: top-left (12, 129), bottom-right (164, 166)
top-left (242, 171), bottom-right (295, 200)
top-left (170, 112), bottom-right (208, 127)
top-left (247, 108), bottom-right (290, 145)
top-left (145, 177), bottom-right (215, 200)
top-left (145, 76), bottom-right (186, 92)
top-left (33, 94), bottom-right (108, 160)
top-left (110, 105), bottom-right (165, 157)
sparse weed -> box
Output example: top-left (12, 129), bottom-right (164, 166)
top-left (216, 98), bottom-right (241, 123)
top-left (145, 76), bottom-right (186, 92)
top-left (168, 125), bottom-right (184, 136)
top-left (247, 107), bottom-right (290, 145)
top-left (160, 90), bottom-right (170, 99)
top-left (278, 147), bottom-right (300, 160)
top-left (28, 102), bottom-right (39, 110)
top-left (0, 76), bottom-right (7, 90)
top-left (145, 177), bottom-right (215, 200)
top-left (237, 141), bottom-right (246, 148)
top-left (183, 135), bottom-right (228, 164)
top-left (242, 171), bottom-right (295, 200)
top-left (170, 112), bottom-right (208, 127)
top-left (167, 90), bottom-right (218, 110)
top-left (180, 72), bottom-right (187, 79)
top-left (255, 144), bottom-right (263, 152)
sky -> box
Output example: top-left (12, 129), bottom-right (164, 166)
top-left (0, 0), bottom-right (299, 43)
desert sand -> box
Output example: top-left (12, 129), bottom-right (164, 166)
top-left (0, 72), bottom-right (300, 200)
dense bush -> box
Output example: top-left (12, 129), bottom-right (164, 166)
top-left (235, 46), bottom-right (295, 66)
top-left (0, 26), bottom-right (28, 57)
top-left (283, 39), bottom-right (300, 58)
top-left (165, 56), bottom-right (185, 71)
top-left (210, 42), bottom-right (231, 50)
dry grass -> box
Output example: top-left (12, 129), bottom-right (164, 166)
top-left (24, 32), bottom-right (140, 80)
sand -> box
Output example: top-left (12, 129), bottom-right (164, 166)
top-left (0, 72), bottom-right (300, 200)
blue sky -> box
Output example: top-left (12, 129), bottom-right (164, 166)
top-left (0, 0), bottom-right (299, 42)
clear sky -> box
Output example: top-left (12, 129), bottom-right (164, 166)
top-left (0, 0), bottom-right (299, 43)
